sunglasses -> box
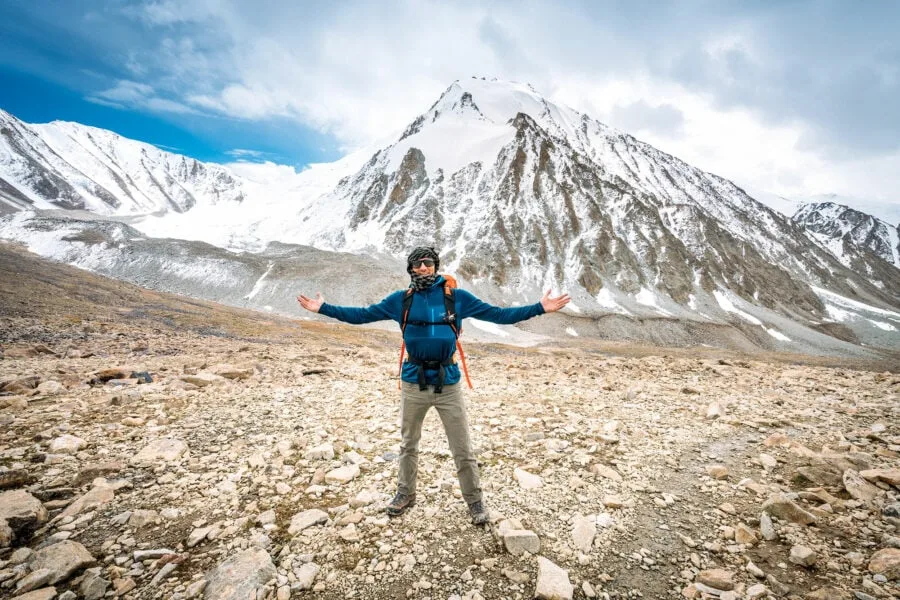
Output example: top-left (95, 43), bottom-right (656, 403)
top-left (411, 259), bottom-right (435, 268)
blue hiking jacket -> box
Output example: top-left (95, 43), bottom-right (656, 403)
top-left (318, 276), bottom-right (545, 385)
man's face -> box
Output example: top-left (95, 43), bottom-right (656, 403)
top-left (410, 258), bottom-right (436, 276)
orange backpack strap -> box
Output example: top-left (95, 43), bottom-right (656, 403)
top-left (456, 340), bottom-right (473, 389)
top-left (442, 281), bottom-right (473, 389)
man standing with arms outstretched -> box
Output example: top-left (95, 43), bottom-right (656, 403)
top-left (297, 246), bottom-right (570, 525)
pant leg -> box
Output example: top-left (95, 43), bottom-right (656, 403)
top-left (397, 382), bottom-right (431, 496)
top-left (433, 384), bottom-right (482, 504)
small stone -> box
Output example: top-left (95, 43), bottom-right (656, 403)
top-left (29, 540), bottom-right (95, 584)
top-left (324, 464), bottom-right (360, 485)
top-left (304, 443), bottom-right (335, 460)
top-left (203, 547), bottom-right (275, 599)
top-left (758, 453), bottom-right (778, 469)
top-left (571, 515), bottom-right (595, 553)
top-left (843, 469), bottom-right (881, 503)
top-left (186, 579), bottom-right (207, 598)
top-left (60, 484), bottom-right (115, 520)
top-left (128, 509), bottom-right (159, 529)
top-left (187, 526), bottom-right (212, 548)
top-left (860, 468), bottom-right (900, 487)
top-left (805, 587), bottom-right (843, 600)
top-left (350, 489), bottom-right (380, 508)
top-left (0, 490), bottom-right (48, 539)
top-left (868, 548), bottom-right (900, 580)
top-left (759, 512), bottom-right (777, 540)
top-left (338, 523), bottom-right (360, 542)
top-left (706, 465), bottom-right (729, 479)
top-left (602, 495), bottom-right (624, 508)
top-left (762, 493), bottom-right (817, 525)
top-left (49, 434), bottom-right (86, 455)
top-left (295, 563), bottom-right (320, 591)
top-left (180, 372), bottom-right (226, 387)
top-left (79, 568), bottom-right (111, 600)
top-left (131, 439), bottom-right (188, 465)
top-left (16, 568), bottom-right (54, 594)
top-left (113, 577), bottom-right (136, 595)
top-left (502, 568), bottom-right (530, 585)
top-left (706, 402), bottom-right (725, 419)
top-left (746, 561), bottom-right (765, 579)
top-left (696, 569), bottom-right (734, 591)
top-left (10, 589), bottom-right (57, 600)
top-left (288, 509), bottom-right (328, 535)
top-left (789, 545), bottom-right (816, 567)
top-left (514, 468), bottom-right (543, 490)
top-left (534, 556), bottom-right (574, 600)
top-left (503, 529), bottom-right (541, 556)
top-left (734, 524), bottom-right (757, 545)
top-left (590, 464), bottom-right (622, 482)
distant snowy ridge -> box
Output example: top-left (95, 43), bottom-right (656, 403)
top-left (0, 108), bottom-right (245, 215)
top-left (793, 201), bottom-right (900, 269)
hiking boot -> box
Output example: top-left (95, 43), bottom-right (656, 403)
top-left (386, 493), bottom-right (415, 517)
top-left (468, 500), bottom-right (489, 525)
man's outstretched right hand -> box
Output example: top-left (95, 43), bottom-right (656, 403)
top-left (296, 292), bottom-right (324, 313)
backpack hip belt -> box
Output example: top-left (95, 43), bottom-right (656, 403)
top-left (407, 357), bottom-right (455, 393)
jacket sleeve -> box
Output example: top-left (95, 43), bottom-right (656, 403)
top-left (319, 291), bottom-right (402, 324)
top-left (456, 289), bottom-right (545, 324)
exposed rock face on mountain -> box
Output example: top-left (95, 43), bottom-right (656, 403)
top-left (307, 79), bottom-right (898, 325)
top-left (793, 201), bottom-right (900, 295)
top-left (0, 109), bottom-right (245, 215)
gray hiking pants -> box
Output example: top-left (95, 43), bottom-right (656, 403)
top-left (397, 382), bottom-right (482, 505)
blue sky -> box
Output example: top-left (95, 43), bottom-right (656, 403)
top-left (1, 0), bottom-right (898, 217)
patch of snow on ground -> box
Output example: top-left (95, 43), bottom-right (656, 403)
top-left (635, 287), bottom-right (671, 315)
top-left (245, 262), bottom-right (274, 300)
top-left (825, 304), bottom-right (853, 322)
top-left (713, 290), bottom-right (763, 325)
top-left (869, 320), bottom-right (897, 331)
top-left (812, 286), bottom-right (900, 318)
top-left (596, 288), bottom-right (630, 314)
top-left (565, 301), bottom-right (582, 314)
top-left (565, 327), bottom-right (579, 337)
top-left (468, 319), bottom-right (510, 337)
top-left (766, 328), bottom-right (791, 342)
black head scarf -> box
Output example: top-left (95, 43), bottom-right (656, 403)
top-left (407, 246), bottom-right (440, 290)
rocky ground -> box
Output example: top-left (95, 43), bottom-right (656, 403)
top-left (1, 242), bottom-right (899, 600)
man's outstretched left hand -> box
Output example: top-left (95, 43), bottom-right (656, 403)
top-left (540, 289), bottom-right (571, 313)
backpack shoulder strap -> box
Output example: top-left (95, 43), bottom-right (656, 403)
top-left (441, 280), bottom-right (473, 389)
top-left (442, 283), bottom-right (460, 337)
top-left (400, 288), bottom-right (415, 334)
top-left (397, 288), bottom-right (415, 389)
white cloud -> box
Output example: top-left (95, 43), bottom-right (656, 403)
top-left (89, 79), bottom-right (199, 115)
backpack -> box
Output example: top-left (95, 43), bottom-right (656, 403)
top-left (397, 274), bottom-right (473, 390)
